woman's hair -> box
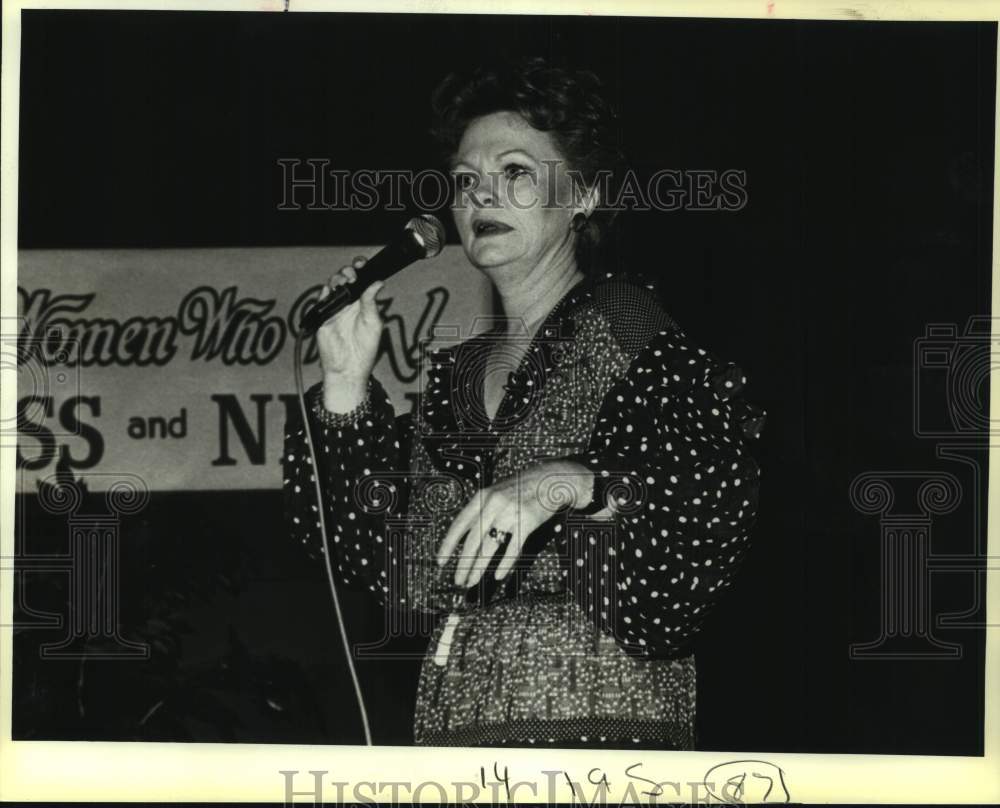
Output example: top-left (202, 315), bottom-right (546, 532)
top-left (430, 56), bottom-right (627, 271)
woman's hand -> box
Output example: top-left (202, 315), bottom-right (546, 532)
top-left (315, 257), bottom-right (385, 411)
top-left (436, 459), bottom-right (595, 588)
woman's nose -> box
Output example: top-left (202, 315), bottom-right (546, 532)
top-left (470, 176), bottom-right (496, 207)
top-left (467, 168), bottom-right (509, 208)
top-left (453, 171), bottom-right (501, 214)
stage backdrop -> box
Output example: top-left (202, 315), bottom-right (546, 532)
top-left (14, 246), bottom-right (493, 491)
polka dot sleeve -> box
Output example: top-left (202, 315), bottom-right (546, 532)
top-left (282, 376), bottom-right (412, 600)
top-left (561, 328), bottom-right (765, 660)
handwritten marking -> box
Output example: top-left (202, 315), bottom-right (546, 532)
top-left (626, 762), bottom-right (664, 797)
top-left (703, 760), bottom-right (791, 804)
top-left (479, 762), bottom-right (510, 801)
top-left (588, 767), bottom-right (611, 790)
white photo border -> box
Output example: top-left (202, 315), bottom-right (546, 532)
top-left (1, 0), bottom-right (998, 803)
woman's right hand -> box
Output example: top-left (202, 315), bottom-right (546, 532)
top-left (315, 256), bottom-right (385, 409)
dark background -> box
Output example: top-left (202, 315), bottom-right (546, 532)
top-left (13, 11), bottom-right (995, 754)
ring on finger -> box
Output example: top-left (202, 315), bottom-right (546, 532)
top-left (485, 528), bottom-right (511, 547)
top-left (484, 528), bottom-right (505, 550)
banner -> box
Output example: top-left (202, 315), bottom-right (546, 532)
top-left (13, 246), bottom-right (493, 491)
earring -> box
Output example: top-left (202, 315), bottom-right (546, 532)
top-left (571, 213), bottom-right (589, 233)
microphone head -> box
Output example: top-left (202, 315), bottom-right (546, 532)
top-left (405, 214), bottom-right (446, 259)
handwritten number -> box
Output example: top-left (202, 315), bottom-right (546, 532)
top-left (752, 772), bottom-right (773, 801)
top-left (625, 762), bottom-right (662, 797)
top-left (479, 762), bottom-right (510, 800)
top-left (727, 774), bottom-right (746, 802)
top-left (494, 763), bottom-right (511, 800)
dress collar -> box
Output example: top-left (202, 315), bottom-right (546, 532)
top-left (418, 273), bottom-right (600, 484)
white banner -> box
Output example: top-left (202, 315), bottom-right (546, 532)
top-left (13, 246), bottom-right (492, 491)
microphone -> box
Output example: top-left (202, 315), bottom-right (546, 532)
top-left (300, 214), bottom-right (446, 336)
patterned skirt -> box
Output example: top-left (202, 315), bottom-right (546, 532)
top-left (412, 593), bottom-right (696, 748)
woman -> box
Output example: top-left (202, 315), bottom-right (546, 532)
top-left (283, 56), bottom-right (766, 748)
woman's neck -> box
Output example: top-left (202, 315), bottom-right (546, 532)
top-left (495, 260), bottom-right (584, 339)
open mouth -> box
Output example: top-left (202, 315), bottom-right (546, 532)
top-left (472, 219), bottom-right (514, 237)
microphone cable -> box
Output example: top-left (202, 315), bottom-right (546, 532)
top-left (292, 329), bottom-right (373, 746)
top-left (286, 216), bottom-right (443, 746)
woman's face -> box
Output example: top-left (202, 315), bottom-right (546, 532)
top-left (449, 110), bottom-right (583, 277)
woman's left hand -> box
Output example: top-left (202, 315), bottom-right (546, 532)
top-left (436, 459), bottom-right (594, 588)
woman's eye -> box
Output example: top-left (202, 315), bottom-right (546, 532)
top-left (503, 163), bottom-right (533, 181)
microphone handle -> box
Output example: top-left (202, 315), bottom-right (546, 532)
top-left (300, 285), bottom-right (353, 336)
top-left (300, 229), bottom-right (426, 336)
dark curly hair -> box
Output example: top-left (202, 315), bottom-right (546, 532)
top-left (430, 56), bottom-right (627, 272)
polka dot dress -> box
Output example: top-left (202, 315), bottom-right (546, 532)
top-left (283, 272), bottom-right (766, 748)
